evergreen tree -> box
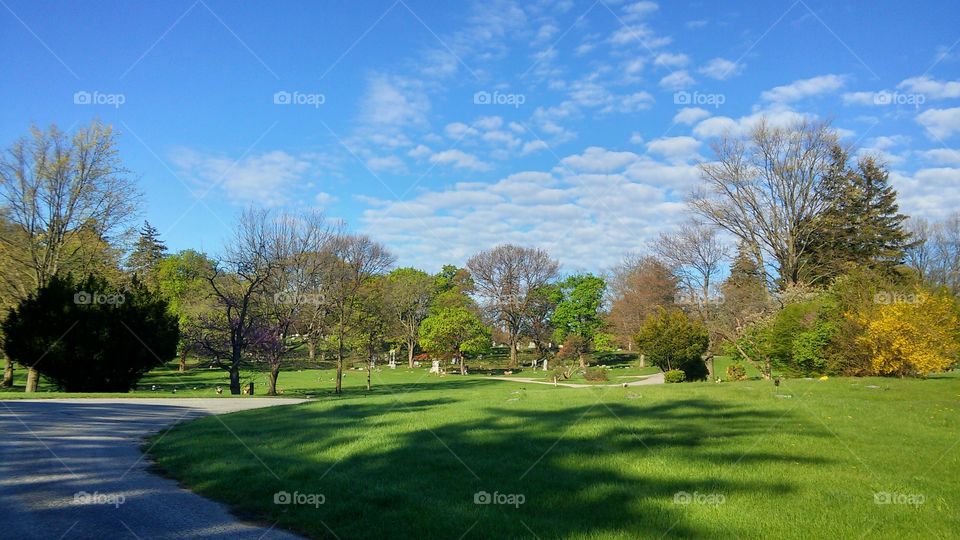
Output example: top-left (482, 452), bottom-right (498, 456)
top-left (127, 221), bottom-right (168, 286)
top-left (803, 147), bottom-right (912, 283)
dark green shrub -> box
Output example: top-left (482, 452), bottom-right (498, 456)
top-left (583, 366), bottom-right (608, 381)
top-left (635, 308), bottom-right (710, 381)
top-left (664, 369), bottom-right (686, 383)
top-left (2, 274), bottom-right (179, 392)
top-left (725, 362), bottom-right (747, 381)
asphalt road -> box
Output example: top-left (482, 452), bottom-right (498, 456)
top-left (0, 398), bottom-right (307, 540)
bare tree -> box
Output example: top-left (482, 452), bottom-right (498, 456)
top-left (690, 118), bottom-right (838, 290)
top-left (904, 217), bottom-right (933, 281)
top-left (0, 121), bottom-right (141, 391)
top-left (325, 234), bottom-right (394, 394)
top-left (467, 244), bottom-right (560, 368)
top-left (606, 254), bottom-right (678, 350)
top-left (651, 221), bottom-right (728, 312)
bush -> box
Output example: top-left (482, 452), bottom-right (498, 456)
top-left (664, 369), bottom-right (686, 383)
top-left (2, 274), bottom-right (179, 392)
top-left (635, 308), bottom-right (709, 380)
top-left (583, 366), bottom-right (608, 381)
top-left (725, 362), bottom-right (747, 381)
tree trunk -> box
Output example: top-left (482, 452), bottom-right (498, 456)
top-left (267, 364), bottom-right (280, 395)
top-left (25, 367), bottom-right (39, 392)
top-left (2, 356), bottom-right (12, 387)
top-left (335, 321), bottom-right (344, 394)
top-left (459, 355), bottom-right (466, 375)
top-left (229, 359), bottom-right (241, 395)
top-left (578, 351), bottom-right (587, 369)
top-left (178, 348), bottom-right (188, 373)
top-left (407, 339), bottom-right (415, 368)
top-left (307, 338), bottom-right (317, 364)
top-left (366, 356), bottom-right (372, 391)
top-left (508, 336), bottom-right (518, 368)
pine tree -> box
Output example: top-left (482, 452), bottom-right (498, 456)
top-left (127, 221), bottom-right (168, 286)
top-left (803, 147), bottom-right (912, 283)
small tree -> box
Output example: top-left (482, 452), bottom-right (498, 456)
top-left (419, 307), bottom-right (490, 375)
top-left (127, 221), bottom-right (168, 287)
top-left (552, 274), bottom-right (606, 368)
top-left (634, 308), bottom-right (709, 381)
top-left (2, 274), bottom-right (178, 392)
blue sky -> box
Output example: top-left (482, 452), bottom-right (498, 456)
top-left (2, 0), bottom-right (959, 272)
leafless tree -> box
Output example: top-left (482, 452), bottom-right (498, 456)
top-left (606, 254), bottom-right (678, 350)
top-left (467, 244), bottom-right (559, 368)
top-left (0, 121), bottom-right (141, 391)
top-left (651, 221), bottom-right (729, 312)
top-left (904, 217), bottom-right (934, 281)
top-left (690, 118), bottom-right (838, 290)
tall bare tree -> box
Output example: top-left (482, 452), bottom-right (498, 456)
top-left (467, 244), bottom-right (559, 368)
top-left (651, 220), bottom-right (728, 312)
top-left (690, 118), bottom-right (838, 290)
top-left (0, 121), bottom-right (140, 391)
top-left (606, 254), bottom-right (678, 350)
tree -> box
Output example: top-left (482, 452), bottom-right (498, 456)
top-left (607, 255), bottom-right (678, 350)
top-left (352, 277), bottom-right (394, 390)
top-left (467, 245), bottom-right (559, 368)
top-left (0, 121), bottom-right (141, 391)
top-left (325, 234), bottom-right (394, 394)
top-left (524, 283), bottom-right (560, 365)
top-left (2, 274), bottom-right (178, 392)
top-left (690, 118), bottom-right (838, 290)
top-left (651, 221), bottom-right (728, 312)
top-left (856, 291), bottom-right (960, 377)
top-left (127, 221), bottom-right (168, 287)
top-left (634, 308), bottom-right (709, 381)
top-left (802, 149), bottom-right (912, 283)
top-left (711, 243), bottom-right (774, 376)
top-left (384, 268), bottom-right (436, 368)
top-left (419, 307), bottom-right (491, 375)
top-left (156, 250), bottom-right (216, 372)
top-left (552, 274), bottom-right (606, 368)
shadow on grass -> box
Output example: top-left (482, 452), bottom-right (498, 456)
top-left (148, 395), bottom-right (833, 539)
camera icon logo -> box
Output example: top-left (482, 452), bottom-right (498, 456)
top-left (74, 291), bottom-right (92, 305)
top-left (473, 91), bottom-right (491, 105)
top-left (873, 91), bottom-right (892, 106)
top-left (673, 491), bottom-right (692, 504)
top-left (873, 291), bottom-right (892, 305)
top-left (273, 491), bottom-right (291, 504)
top-left (673, 91), bottom-right (691, 105)
top-left (473, 490), bottom-right (491, 504)
top-left (74, 91), bottom-right (92, 105)
top-left (274, 91), bottom-right (292, 105)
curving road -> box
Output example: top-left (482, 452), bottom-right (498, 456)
top-left (0, 398), bottom-right (307, 540)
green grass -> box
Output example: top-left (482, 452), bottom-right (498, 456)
top-left (146, 370), bottom-right (960, 539)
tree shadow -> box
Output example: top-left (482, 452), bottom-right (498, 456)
top-left (148, 395), bottom-right (834, 539)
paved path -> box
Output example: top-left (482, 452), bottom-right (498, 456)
top-left (490, 372), bottom-right (665, 388)
top-left (0, 398), bottom-right (307, 540)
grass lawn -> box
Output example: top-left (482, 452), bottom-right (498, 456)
top-left (146, 370), bottom-right (960, 539)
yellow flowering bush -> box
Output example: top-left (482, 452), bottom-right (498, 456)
top-left (856, 291), bottom-right (960, 376)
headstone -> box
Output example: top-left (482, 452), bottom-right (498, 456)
top-left (430, 360), bottom-right (441, 374)
top-left (542, 358), bottom-right (549, 371)
top-left (388, 358), bottom-right (397, 369)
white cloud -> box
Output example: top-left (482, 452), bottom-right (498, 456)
top-left (693, 109), bottom-right (811, 138)
top-left (673, 107), bottom-right (711, 125)
top-left (629, 132), bottom-right (644, 145)
top-left (659, 70), bottom-right (695, 90)
top-left (408, 144), bottom-right (432, 159)
top-left (359, 74), bottom-right (430, 127)
top-left (698, 58), bottom-right (743, 80)
top-left (646, 136), bottom-right (701, 162)
top-left (445, 122), bottom-right (479, 138)
top-left (366, 155), bottom-right (407, 173)
top-left (475, 116), bottom-right (503, 130)
top-left (521, 140), bottom-right (548, 155)
top-left (898, 76), bottom-right (960, 99)
top-left (761, 74), bottom-right (846, 103)
top-left (429, 149), bottom-right (491, 171)
top-left (654, 52), bottom-right (690, 68)
top-left (560, 146), bottom-right (639, 173)
top-left (921, 148), bottom-right (960, 165)
top-left (623, 1), bottom-right (659, 20)
top-left (917, 107), bottom-right (960, 139)
top-left (172, 149), bottom-right (313, 207)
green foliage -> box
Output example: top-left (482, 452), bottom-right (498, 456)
top-left (725, 362), bottom-right (747, 381)
top-left (592, 332), bottom-right (617, 352)
top-left (418, 307), bottom-right (490, 359)
top-left (2, 274), bottom-right (179, 392)
top-left (552, 274), bottom-right (606, 347)
top-left (663, 369), bottom-right (686, 383)
top-left (127, 221), bottom-right (168, 286)
top-left (634, 308), bottom-right (709, 380)
top-left (583, 366), bottom-right (609, 381)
